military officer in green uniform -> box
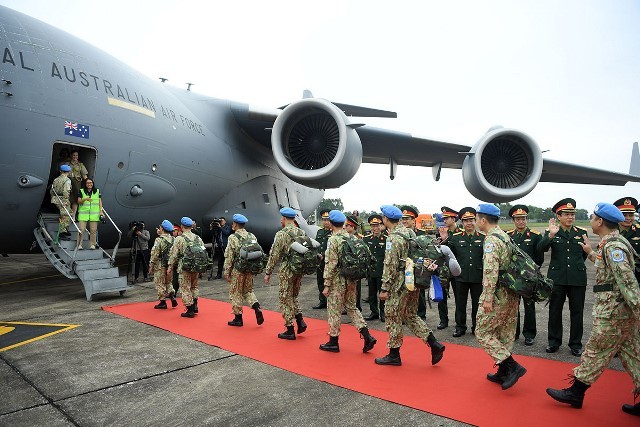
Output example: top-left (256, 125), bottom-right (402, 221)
top-left (437, 206), bottom-right (462, 330)
top-left (507, 205), bottom-right (543, 346)
top-left (539, 198), bottom-right (589, 356)
top-left (363, 214), bottom-right (386, 321)
top-left (615, 197), bottom-right (640, 283)
top-left (400, 206), bottom-right (429, 320)
top-left (442, 207), bottom-right (485, 337)
top-left (313, 209), bottom-right (331, 309)
top-left (547, 203), bottom-right (640, 416)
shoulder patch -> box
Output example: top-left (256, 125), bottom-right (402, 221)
top-left (385, 241), bottom-right (392, 251)
top-left (484, 242), bottom-right (495, 253)
top-left (530, 229), bottom-right (540, 235)
top-left (610, 249), bottom-right (625, 263)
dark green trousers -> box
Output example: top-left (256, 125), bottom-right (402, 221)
top-left (316, 265), bottom-right (327, 306)
top-left (515, 296), bottom-right (536, 339)
top-left (547, 284), bottom-right (586, 350)
top-left (367, 277), bottom-right (384, 317)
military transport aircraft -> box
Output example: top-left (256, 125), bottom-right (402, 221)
top-left (2, 4), bottom-right (640, 257)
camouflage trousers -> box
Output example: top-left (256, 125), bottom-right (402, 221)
top-left (278, 268), bottom-right (302, 326)
top-left (476, 287), bottom-right (519, 363)
top-left (179, 271), bottom-right (199, 306)
top-left (574, 315), bottom-right (640, 393)
top-left (385, 288), bottom-right (433, 348)
top-left (53, 199), bottom-right (71, 233)
top-left (327, 279), bottom-right (367, 337)
top-left (229, 271), bottom-right (258, 315)
top-left (153, 268), bottom-right (173, 300)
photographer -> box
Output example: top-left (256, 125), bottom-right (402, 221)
top-left (127, 220), bottom-right (151, 283)
top-left (209, 217), bottom-right (231, 280)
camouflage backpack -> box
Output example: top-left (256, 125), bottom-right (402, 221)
top-left (402, 234), bottom-right (449, 289)
top-left (338, 234), bottom-right (375, 280)
top-left (234, 232), bottom-right (266, 274)
top-left (159, 236), bottom-right (173, 268)
top-left (493, 233), bottom-right (553, 302)
top-left (287, 231), bottom-right (321, 275)
top-left (181, 235), bottom-right (210, 273)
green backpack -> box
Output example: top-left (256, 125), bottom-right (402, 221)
top-left (287, 231), bottom-right (321, 275)
top-left (493, 233), bottom-right (553, 302)
top-left (404, 234), bottom-right (448, 289)
top-left (235, 232), bottom-right (266, 274)
top-left (159, 237), bottom-right (173, 268)
top-left (181, 235), bottom-right (210, 273)
top-left (339, 234), bottom-right (375, 280)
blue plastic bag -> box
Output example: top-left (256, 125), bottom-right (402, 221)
top-left (429, 275), bottom-right (444, 302)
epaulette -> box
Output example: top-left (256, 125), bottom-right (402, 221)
top-left (364, 233), bottom-right (373, 238)
top-left (529, 229), bottom-right (540, 235)
top-left (478, 231), bottom-right (486, 236)
top-left (507, 229), bottom-right (515, 234)
top-left (575, 226), bottom-right (588, 232)
top-left (453, 231), bottom-right (463, 236)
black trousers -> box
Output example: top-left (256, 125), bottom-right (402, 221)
top-left (316, 265), bottom-right (327, 306)
top-left (438, 278), bottom-right (454, 325)
top-left (515, 296), bottom-right (537, 339)
top-left (133, 249), bottom-right (150, 279)
top-left (212, 247), bottom-right (224, 277)
top-left (356, 279), bottom-right (362, 311)
top-left (454, 281), bottom-right (482, 332)
top-left (548, 284), bottom-right (585, 350)
top-left (417, 288), bottom-right (427, 319)
top-left (367, 276), bottom-right (384, 317)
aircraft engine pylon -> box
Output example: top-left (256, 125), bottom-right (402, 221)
top-left (461, 127), bottom-right (543, 202)
top-left (271, 98), bottom-right (362, 189)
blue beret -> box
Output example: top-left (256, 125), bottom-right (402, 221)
top-left (161, 220), bottom-right (173, 232)
top-left (279, 207), bottom-right (296, 218)
top-left (60, 164), bottom-right (71, 172)
top-left (328, 210), bottom-right (346, 223)
top-left (180, 216), bottom-right (193, 227)
top-left (477, 203), bottom-right (501, 218)
top-left (232, 213), bottom-right (248, 224)
top-left (380, 205), bottom-right (402, 220)
top-left (594, 202), bottom-right (625, 223)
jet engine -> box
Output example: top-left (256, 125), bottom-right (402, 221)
top-left (271, 98), bottom-right (362, 189)
top-left (462, 127), bottom-right (543, 202)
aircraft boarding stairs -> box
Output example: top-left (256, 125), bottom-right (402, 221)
top-left (34, 204), bottom-right (130, 301)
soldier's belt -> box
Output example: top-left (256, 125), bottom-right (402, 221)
top-left (593, 284), bottom-right (613, 293)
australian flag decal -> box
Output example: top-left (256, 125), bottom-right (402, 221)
top-left (64, 121), bottom-right (90, 139)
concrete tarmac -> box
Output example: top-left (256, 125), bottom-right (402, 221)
top-left (0, 239), bottom-right (626, 427)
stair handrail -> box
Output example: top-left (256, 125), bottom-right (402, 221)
top-left (50, 186), bottom-right (81, 234)
top-left (100, 207), bottom-right (122, 262)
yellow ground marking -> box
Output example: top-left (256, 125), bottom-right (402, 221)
top-left (0, 326), bottom-right (15, 335)
top-left (0, 321), bottom-right (80, 352)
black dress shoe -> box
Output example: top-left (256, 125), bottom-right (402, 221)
top-left (524, 338), bottom-right (534, 346)
top-left (571, 348), bottom-right (583, 357)
top-left (545, 345), bottom-right (559, 353)
top-left (437, 321), bottom-right (448, 330)
top-left (380, 316), bottom-right (385, 323)
top-left (452, 329), bottom-right (465, 337)
top-left (312, 303), bottom-right (327, 309)
top-left (364, 314), bottom-right (379, 321)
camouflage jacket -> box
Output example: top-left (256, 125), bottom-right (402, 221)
top-left (381, 224), bottom-right (414, 294)
top-left (223, 228), bottom-right (249, 276)
top-left (265, 224), bottom-right (305, 275)
top-left (593, 231), bottom-right (640, 320)
top-left (149, 234), bottom-right (174, 272)
top-left (168, 230), bottom-right (204, 272)
top-left (323, 228), bottom-right (348, 288)
top-left (482, 227), bottom-right (512, 300)
top-left (51, 174), bottom-right (71, 202)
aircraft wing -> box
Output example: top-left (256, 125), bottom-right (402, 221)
top-left (539, 159), bottom-right (640, 185)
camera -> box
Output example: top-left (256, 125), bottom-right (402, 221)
top-left (210, 218), bottom-right (221, 229)
top-left (129, 221), bottom-right (144, 233)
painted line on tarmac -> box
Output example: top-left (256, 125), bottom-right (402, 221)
top-left (0, 321), bottom-right (79, 352)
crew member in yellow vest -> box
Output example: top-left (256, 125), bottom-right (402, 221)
top-left (76, 178), bottom-right (103, 250)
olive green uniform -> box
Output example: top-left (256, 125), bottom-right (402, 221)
top-left (363, 231), bottom-right (386, 318)
top-left (438, 227), bottom-right (462, 327)
top-left (620, 223), bottom-right (640, 282)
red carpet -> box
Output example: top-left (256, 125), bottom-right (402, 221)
top-left (103, 298), bottom-right (636, 427)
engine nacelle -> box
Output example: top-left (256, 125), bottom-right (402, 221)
top-left (271, 98), bottom-right (362, 189)
top-left (462, 127), bottom-right (543, 202)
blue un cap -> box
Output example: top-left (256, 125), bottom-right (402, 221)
top-left (232, 213), bottom-right (248, 224)
top-left (594, 202), bottom-right (625, 223)
top-left (477, 203), bottom-right (501, 218)
top-left (60, 164), bottom-right (71, 172)
top-left (328, 210), bottom-right (346, 223)
top-left (161, 220), bottom-right (173, 232)
top-left (381, 205), bottom-right (402, 220)
top-left (181, 216), bottom-right (194, 227)
top-left (279, 207), bottom-right (296, 218)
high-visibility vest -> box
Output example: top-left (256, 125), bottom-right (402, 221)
top-left (78, 188), bottom-right (101, 222)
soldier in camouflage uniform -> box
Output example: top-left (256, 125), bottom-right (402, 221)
top-left (400, 206), bottom-right (429, 320)
top-left (51, 164), bottom-right (72, 238)
top-left (224, 214), bottom-right (264, 327)
top-left (547, 203), bottom-right (640, 416)
top-left (312, 209), bottom-right (331, 309)
top-left (375, 205), bottom-right (445, 367)
top-left (475, 204), bottom-right (527, 390)
top-left (264, 207), bottom-right (308, 340)
top-left (319, 210), bottom-right (377, 353)
top-left (615, 197), bottom-right (640, 283)
top-left (167, 217), bottom-right (205, 318)
top-left (148, 220), bottom-right (176, 309)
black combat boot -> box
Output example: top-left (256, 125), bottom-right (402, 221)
top-left (487, 363), bottom-right (509, 384)
top-left (319, 335), bottom-right (340, 352)
top-left (500, 355), bottom-right (527, 390)
top-left (359, 327), bottom-right (377, 353)
top-left (181, 305), bottom-right (195, 318)
top-left (252, 302), bottom-right (264, 325)
top-left (192, 298), bottom-right (199, 314)
top-left (169, 293), bottom-right (178, 308)
top-left (295, 313), bottom-right (307, 334)
top-left (228, 314), bottom-right (243, 327)
top-left (278, 325), bottom-right (296, 340)
top-left (154, 299), bottom-right (167, 309)
top-left (375, 347), bottom-right (401, 366)
top-left (426, 333), bottom-right (445, 365)
top-left (546, 378), bottom-right (590, 408)
top-left (622, 402), bottom-right (640, 416)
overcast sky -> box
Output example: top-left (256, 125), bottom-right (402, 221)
top-left (2, 0), bottom-right (639, 215)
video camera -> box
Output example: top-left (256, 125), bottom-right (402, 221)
top-left (129, 221), bottom-right (144, 233)
top-left (210, 218), bottom-right (222, 229)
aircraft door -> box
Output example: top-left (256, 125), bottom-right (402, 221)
top-left (43, 142), bottom-right (97, 211)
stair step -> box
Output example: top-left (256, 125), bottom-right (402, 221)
top-left (82, 277), bottom-right (130, 301)
top-left (77, 267), bottom-right (119, 281)
top-left (74, 259), bottom-right (113, 271)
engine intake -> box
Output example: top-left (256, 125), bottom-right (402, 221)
top-left (462, 128), bottom-right (543, 202)
top-left (271, 98), bottom-right (362, 189)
